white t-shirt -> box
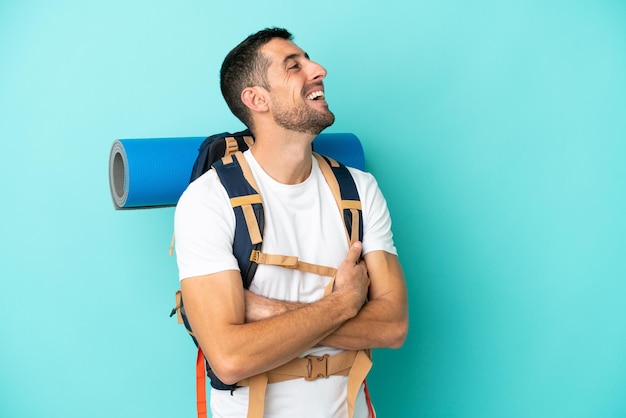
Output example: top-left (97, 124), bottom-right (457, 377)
top-left (175, 150), bottom-right (396, 418)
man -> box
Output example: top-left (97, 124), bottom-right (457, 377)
top-left (175, 28), bottom-right (408, 418)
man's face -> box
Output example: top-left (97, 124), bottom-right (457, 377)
top-left (260, 38), bottom-right (335, 135)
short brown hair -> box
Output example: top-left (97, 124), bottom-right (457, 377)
top-left (220, 28), bottom-right (293, 129)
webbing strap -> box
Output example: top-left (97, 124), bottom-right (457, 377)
top-left (364, 379), bottom-right (376, 417)
top-left (350, 208), bottom-right (360, 246)
top-left (221, 153), bottom-right (264, 246)
top-left (315, 153), bottom-right (342, 215)
top-left (196, 348), bottom-right (208, 418)
top-left (243, 135), bottom-right (254, 148)
top-left (314, 153), bottom-right (362, 245)
top-left (249, 250), bottom-right (338, 278)
top-left (173, 290), bottom-right (183, 324)
top-left (235, 151), bottom-right (261, 193)
top-left (224, 136), bottom-right (239, 156)
top-left (230, 194), bottom-right (263, 207)
top-left (342, 200), bottom-right (362, 210)
top-left (241, 205), bottom-right (263, 245)
top-left (237, 349), bottom-right (370, 418)
top-left (229, 194), bottom-right (263, 245)
top-left (323, 276), bottom-right (335, 297)
top-left (246, 374), bottom-right (269, 418)
top-left (347, 350), bottom-right (373, 418)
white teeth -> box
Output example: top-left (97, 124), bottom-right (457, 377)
top-left (306, 90), bottom-right (325, 100)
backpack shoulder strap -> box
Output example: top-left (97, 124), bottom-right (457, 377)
top-left (313, 153), bottom-right (363, 245)
top-left (212, 151), bottom-right (264, 289)
top-left (169, 130), bottom-right (253, 257)
top-left (189, 129), bottom-right (254, 183)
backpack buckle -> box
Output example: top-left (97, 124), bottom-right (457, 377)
top-left (250, 250), bottom-right (261, 263)
top-left (305, 354), bottom-right (329, 381)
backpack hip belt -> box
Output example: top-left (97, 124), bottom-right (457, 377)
top-left (237, 349), bottom-right (373, 418)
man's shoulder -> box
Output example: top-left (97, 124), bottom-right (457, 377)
top-left (345, 166), bottom-right (380, 194)
top-left (176, 168), bottom-right (229, 214)
top-left (346, 166), bottom-right (375, 181)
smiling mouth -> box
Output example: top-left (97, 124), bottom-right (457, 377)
top-left (306, 90), bottom-right (325, 101)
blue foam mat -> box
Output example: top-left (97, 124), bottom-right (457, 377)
top-left (109, 132), bottom-right (364, 209)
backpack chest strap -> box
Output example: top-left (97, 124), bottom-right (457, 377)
top-left (250, 250), bottom-right (338, 278)
top-left (249, 250), bottom-right (337, 296)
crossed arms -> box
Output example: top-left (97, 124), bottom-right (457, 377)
top-left (181, 242), bottom-right (408, 385)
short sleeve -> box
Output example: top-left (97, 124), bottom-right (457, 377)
top-left (174, 170), bottom-right (240, 280)
top-left (349, 168), bottom-right (397, 256)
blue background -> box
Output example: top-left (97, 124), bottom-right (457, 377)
top-left (1, 1), bottom-right (625, 417)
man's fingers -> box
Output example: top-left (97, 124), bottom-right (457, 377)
top-left (346, 241), bottom-right (363, 264)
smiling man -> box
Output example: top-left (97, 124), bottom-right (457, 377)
top-left (175, 28), bottom-right (408, 418)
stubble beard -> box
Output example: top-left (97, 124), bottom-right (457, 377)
top-left (272, 100), bottom-right (335, 135)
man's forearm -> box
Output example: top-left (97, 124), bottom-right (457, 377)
top-left (246, 290), bottom-right (407, 350)
top-left (319, 297), bottom-right (408, 349)
top-left (245, 290), bottom-right (305, 322)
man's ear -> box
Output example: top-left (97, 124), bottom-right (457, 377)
top-left (241, 87), bottom-right (269, 112)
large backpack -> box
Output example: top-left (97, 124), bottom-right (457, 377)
top-left (170, 129), bottom-right (368, 417)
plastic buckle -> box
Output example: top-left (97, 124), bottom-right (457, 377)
top-left (305, 354), bottom-right (329, 381)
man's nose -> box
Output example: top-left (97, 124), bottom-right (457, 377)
top-left (308, 60), bottom-right (327, 81)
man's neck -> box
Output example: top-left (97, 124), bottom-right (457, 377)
top-left (250, 125), bottom-right (316, 185)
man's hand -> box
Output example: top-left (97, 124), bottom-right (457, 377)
top-left (332, 242), bottom-right (370, 315)
top-left (320, 249), bottom-right (408, 350)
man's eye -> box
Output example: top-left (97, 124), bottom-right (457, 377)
top-left (288, 64), bottom-right (300, 70)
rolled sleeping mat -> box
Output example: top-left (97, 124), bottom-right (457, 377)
top-left (311, 133), bottom-right (364, 171)
top-left (109, 132), bottom-right (364, 209)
